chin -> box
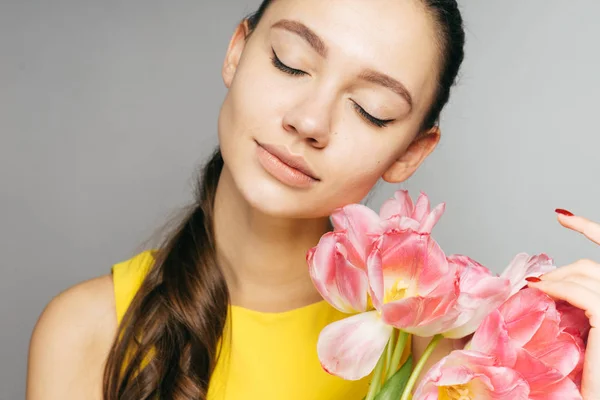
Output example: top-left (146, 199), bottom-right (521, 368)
top-left (236, 168), bottom-right (329, 219)
top-left (219, 136), bottom-right (323, 219)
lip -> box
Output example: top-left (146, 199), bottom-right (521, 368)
top-left (255, 141), bottom-right (320, 189)
top-left (256, 141), bottom-right (320, 180)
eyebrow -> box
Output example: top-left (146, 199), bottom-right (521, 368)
top-left (358, 70), bottom-right (413, 110)
top-left (272, 19), bottom-right (328, 58)
top-left (271, 19), bottom-right (413, 109)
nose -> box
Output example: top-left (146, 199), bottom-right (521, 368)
top-left (282, 90), bottom-right (334, 148)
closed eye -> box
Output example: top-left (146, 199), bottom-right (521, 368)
top-left (271, 48), bottom-right (392, 128)
top-left (271, 49), bottom-right (307, 76)
top-left (351, 101), bottom-right (394, 128)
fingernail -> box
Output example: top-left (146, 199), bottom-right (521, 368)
top-left (525, 276), bottom-right (542, 283)
top-left (555, 208), bottom-right (574, 217)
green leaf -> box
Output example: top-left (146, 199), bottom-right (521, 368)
top-left (373, 355), bottom-right (414, 400)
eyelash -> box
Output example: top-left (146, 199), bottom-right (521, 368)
top-left (270, 48), bottom-right (394, 128)
top-left (351, 101), bottom-right (394, 128)
top-left (271, 49), bottom-right (306, 76)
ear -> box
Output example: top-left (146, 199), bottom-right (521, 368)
top-left (382, 127), bottom-right (441, 184)
top-left (222, 20), bottom-right (251, 88)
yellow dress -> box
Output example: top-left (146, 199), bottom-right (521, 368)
top-left (112, 251), bottom-right (377, 400)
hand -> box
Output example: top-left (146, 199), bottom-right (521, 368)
top-left (527, 210), bottom-right (600, 400)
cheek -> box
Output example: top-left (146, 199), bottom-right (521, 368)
top-left (227, 55), bottom-right (288, 125)
top-left (321, 144), bottom-right (396, 208)
top-left (218, 69), bottom-right (277, 163)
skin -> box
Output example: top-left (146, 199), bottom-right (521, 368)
top-left (25, 0), bottom-right (599, 398)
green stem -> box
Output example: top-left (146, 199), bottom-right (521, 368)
top-left (365, 342), bottom-right (388, 400)
top-left (400, 334), bottom-right (443, 400)
top-left (385, 329), bottom-right (397, 372)
top-left (385, 330), bottom-right (409, 381)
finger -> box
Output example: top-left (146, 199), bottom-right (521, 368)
top-left (541, 259), bottom-right (600, 282)
top-left (556, 211), bottom-right (600, 246)
top-left (527, 280), bottom-right (599, 323)
top-left (556, 274), bottom-right (600, 297)
top-left (581, 328), bottom-right (600, 399)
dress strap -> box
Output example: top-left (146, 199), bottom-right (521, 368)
top-left (111, 250), bottom-right (155, 323)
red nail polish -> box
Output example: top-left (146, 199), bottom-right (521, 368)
top-left (555, 209), bottom-right (574, 217)
top-left (525, 276), bottom-right (542, 283)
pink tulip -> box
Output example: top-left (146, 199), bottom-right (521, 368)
top-left (309, 231), bottom-right (394, 380)
top-left (310, 199), bottom-right (454, 379)
top-left (309, 204), bottom-right (392, 380)
top-left (379, 190), bottom-right (445, 234)
top-left (416, 288), bottom-right (585, 400)
top-left (468, 288), bottom-right (585, 399)
top-left (367, 229), bottom-right (459, 336)
top-left (441, 255), bottom-right (511, 339)
top-left (500, 253), bottom-right (556, 296)
top-left (414, 350), bottom-right (530, 400)
top-left (307, 231), bottom-right (370, 314)
top-left (308, 203), bottom-right (383, 314)
top-left (311, 226), bottom-right (456, 379)
top-left (440, 252), bottom-right (556, 339)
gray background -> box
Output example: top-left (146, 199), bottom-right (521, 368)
top-left (1, 1), bottom-right (599, 398)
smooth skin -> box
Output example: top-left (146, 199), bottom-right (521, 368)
top-left (25, 0), bottom-right (599, 398)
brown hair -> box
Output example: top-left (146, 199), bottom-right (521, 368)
top-left (103, 1), bottom-right (465, 398)
top-left (103, 149), bottom-right (228, 399)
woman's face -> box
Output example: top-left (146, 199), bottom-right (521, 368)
top-left (218, 0), bottom-right (441, 218)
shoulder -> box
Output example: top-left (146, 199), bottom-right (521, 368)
top-left (27, 274), bottom-right (118, 400)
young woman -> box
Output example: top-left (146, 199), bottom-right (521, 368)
top-left (26, 0), bottom-right (600, 399)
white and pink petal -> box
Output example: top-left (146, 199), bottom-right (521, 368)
top-left (379, 190), bottom-right (415, 220)
top-left (317, 311), bottom-right (393, 381)
top-left (500, 253), bottom-right (556, 296)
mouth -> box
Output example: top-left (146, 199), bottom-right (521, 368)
top-left (255, 140), bottom-right (320, 181)
top-left (255, 140), bottom-right (320, 189)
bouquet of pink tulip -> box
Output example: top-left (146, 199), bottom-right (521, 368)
top-left (307, 190), bottom-right (590, 400)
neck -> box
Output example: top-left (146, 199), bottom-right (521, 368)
top-left (213, 165), bottom-right (332, 313)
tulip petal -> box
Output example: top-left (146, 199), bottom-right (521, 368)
top-left (330, 204), bottom-right (382, 261)
top-left (557, 300), bottom-right (591, 341)
top-left (379, 190), bottom-right (414, 220)
top-left (378, 230), bottom-right (450, 297)
top-left (498, 288), bottom-right (554, 347)
top-left (308, 232), bottom-right (369, 313)
top-left (418, 202), bottom-right (445, 234)
top-left (368, 230), bottom-right (457, 335)
top-left (529, 377), bottom-right (583, 400)
top-left (526, 331), bottom-right (582, 379)
top-left (366, 239), bottom-right (385, 310)
top-left (470, 309), bottom-right (517, 366)
top-left (443, 255), bottom-right (511, 339)
top-left (500, 253), bottom-right (556, 296)
top-left (414, 350), bottom-right (530, 400)
top-left (317, 311), bottom-right (393, 381)
top-left (412, 192), bottom-right (431, 221)
top-left (368, 231), bottom-right (453, 313)
top-left (381, 294), bottom-right (457, 336)
top-left (513, 348), bottom-right (564, 388)
top-left (379, 215), bottom-right (420, 232)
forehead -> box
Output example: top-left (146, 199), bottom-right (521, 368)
top-left (259, 0), bottom-right (442, 109)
